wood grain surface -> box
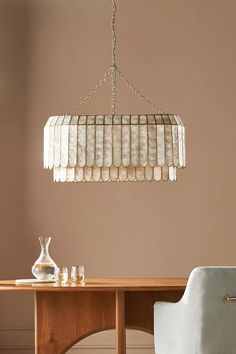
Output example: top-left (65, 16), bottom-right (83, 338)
top-left (116, 291), bottom-right (126, 354)
top-left (1, 279), bottom-right (187, 354)
top-left (0, 278), bottom-right (187, 291)
top-left (35, 291), bottom-right (115, 354)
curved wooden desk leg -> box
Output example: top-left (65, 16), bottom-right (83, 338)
top-left (35, 291), bottom-right (115, 354)
top-left (116, 291), bottom-right (126, 354)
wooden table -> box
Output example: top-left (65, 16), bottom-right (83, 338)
top-left (0, 278), bottom-right (187, 354)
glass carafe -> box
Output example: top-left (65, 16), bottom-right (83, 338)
top-left (32, 237), bottom-right (57, 281)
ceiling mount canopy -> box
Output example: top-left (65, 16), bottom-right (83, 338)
top-left (44, 0), bottom-right (186, 182)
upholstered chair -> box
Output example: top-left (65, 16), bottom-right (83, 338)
top-left (154, 267), bottom-right (236, 354)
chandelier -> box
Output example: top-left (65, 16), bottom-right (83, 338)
top-left (44, 0), bottom-right (186, 182)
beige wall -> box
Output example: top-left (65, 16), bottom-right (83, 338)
top-left (0, 0), bottom-right (236, 351)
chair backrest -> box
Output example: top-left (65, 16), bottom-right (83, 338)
top-left (182, 267), bottom-right (236, 354)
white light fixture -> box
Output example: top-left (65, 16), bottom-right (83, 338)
top-left (44, 0), bottom-right (186, 182)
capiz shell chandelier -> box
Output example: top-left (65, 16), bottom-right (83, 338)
top-left (44, 1), bottom-right (186, 183)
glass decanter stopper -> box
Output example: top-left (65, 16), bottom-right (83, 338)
top-left (32, 237), bottom-right (57, 281)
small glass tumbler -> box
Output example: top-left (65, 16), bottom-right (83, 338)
top-left (55, 267), bottom-right (69, 285)
top-left (71, 266), bottom-right (85, 285)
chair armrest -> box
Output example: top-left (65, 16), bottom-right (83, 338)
top-left (154, 301), bottom-right (184, 354)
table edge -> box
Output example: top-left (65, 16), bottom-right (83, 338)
top-left (0, 278), bottom-right (187, 292)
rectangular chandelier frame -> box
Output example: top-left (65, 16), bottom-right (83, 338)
top-left (44, 114), bottom-right (186, 182)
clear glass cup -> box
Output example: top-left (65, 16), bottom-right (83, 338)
top-left (71, 266), bottom-right (85, 285)
top-left (55, 267), bottom-right (69, 285)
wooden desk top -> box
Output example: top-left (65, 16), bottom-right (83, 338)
top-left (0, 278), bottom-right (187, 292)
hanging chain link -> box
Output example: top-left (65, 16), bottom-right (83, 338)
top-left (66, 67), bottom-right (111, 115)
top-left (66, 0), bottom-right (165, 115)
top-left (111, 0), bottom-right (117, 114)
top-left (116, 67), bottom-right (165, 113)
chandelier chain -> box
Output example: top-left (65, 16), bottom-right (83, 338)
top-left (116, 67), bottom-right (165, 113)
top-left (66, 67), bottom-right (111, 115)
top-left (111, 0), bottom-right (117, 114)
top-left (66, 0), bottom-right (166, 115)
